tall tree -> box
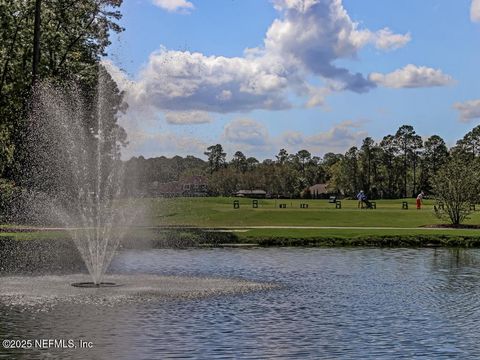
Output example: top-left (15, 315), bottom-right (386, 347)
top-left (422, 135), bottom-right (448, 191)
top-left (424, 135), bottom-right (448, 175)
top-left (322, 152), bottom-right (342, 184)
top-left (323, 152), bottom-right (342, 168)
top-left (209, 167), bottom-right (238, 196)
top-left (379, 134), bottom-right (399, 198)
top-left (432, 155), bottom-right (480, 225)
top-left (246, 156), bottom-right (259, 171)
top-left (32, 0), bottom-right (41, 85)
top-left (305, 155), bottom-right (325, 186)
top-left (0, 0), bottom-right (124, 180)
top-left (204, 144), bottom-right (226, 173)
top-left (456, 125), bottom-right (480, 160)
top-left (296, 149), bottom-right (311, 177)
top-left (359, 137), bottom-right (374, 195)
top-left (231, 151), bottom-right (247, 173)
top-left (394, 125), bottom-right (418, 197)
top-left (275, 148), bottom-right (289, 165)
top-left (410, 134), bottom-right (423, 196)
top-left (330, 146), bottom-right (359, 197)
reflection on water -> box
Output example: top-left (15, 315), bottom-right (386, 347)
top-left (2, 248), bottom-right (480, 359)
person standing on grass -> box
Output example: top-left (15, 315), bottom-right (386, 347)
top-left (357, 190), bottom-right (365, 208)
top-left (416, 191), bottom-right (425, 209)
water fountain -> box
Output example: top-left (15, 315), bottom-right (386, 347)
top-left (0, 66), bottom-right (272, 307)
top-left (24, 66), bottom-right (135, 287)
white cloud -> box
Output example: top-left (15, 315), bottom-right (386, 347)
top-left (305, 86), bottom-right (330, 108)
top-left (123, 131), bottom-right (207, 158)
top-left (222, 119), bottom-right (367, 158)
top-left (372, 28), bottom-right (411, 50)
top-left (223, 118), bottom-right (269, 146)
top-left (306, 120), bottom-right (367, 150)
top-left (103, 1), bottom-right (456, 160)
top-left (152, 0), bottom-right (194, 13)
top-left (120, 115), bottom-right (370, 160)
top-left (164, 111), bottom-right (213, 125)
top-left (369, 64), bottom-right (454, 88)
top-left (279, 120), bottom-right (367, 153)
top-left (453, 99), bottom-right (480, 122)
top-left (472, 0), bottom-right (480, 22)
top-left (282, 131), bottom-right (305, 146)
top-left (131, 49), bottom-right (292, 113)
top-left (112, 0), bottom-right (413, 116)
top-left (265, 0), bottom-right (410, 92)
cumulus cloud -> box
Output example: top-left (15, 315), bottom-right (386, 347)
top-left (453, 99), bottom-right (480, 122)
top-left (164, 111), bottom-right (213, 125)
top-left (223, 118), bottom-right (269, 146)
top-left (152, 0), bottom-right (194, 13)
top-left (114, 0), bottom-right (413, 116)
top-left (307, 120), bottom-right (367, 146)
top-left (123, 131), bottom-right (207, 158)
top-left (265, 0), bottom-right (410, 92)
top-left (373, 28), bottom-right (411, 50)
top-left (472, 0), bottom-right (480, 22)
top-left (305, 86), bottom-right (330, 108)
top-left (131, 49), bottom-right (292, 113)
top-left (279, 120), bottom-right (367, 153)
top-left (221, 118), bottom-right (367, 157)
top-left (120, 116), bottom-right (369, 160)
top-left (303, 120), bottom-right (367, 153)
top-left (282, 131), bottom-right (305, 146)
top-left (369, 64), bottom-right (454, 88)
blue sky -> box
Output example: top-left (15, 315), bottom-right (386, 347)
top-left (107, 0), bottom-right (480, 160)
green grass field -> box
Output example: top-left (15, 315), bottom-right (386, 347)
top-left (143, 197), bottom-right (480, 241)
top-left (2, 197), bottom-right (480, 244)
top-left (147, 197), bottom-right (479, 226)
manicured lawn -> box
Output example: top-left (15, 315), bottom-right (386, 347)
top-left (146, 197), bottom-right (480, 228)
top-left (3, 197), bottom-right (480, 244)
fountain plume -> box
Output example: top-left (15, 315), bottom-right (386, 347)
top-left (24, 67), bottom-right (139, 284)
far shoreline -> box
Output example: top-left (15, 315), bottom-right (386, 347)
top-left (2, 225), bottom-right (480, 249)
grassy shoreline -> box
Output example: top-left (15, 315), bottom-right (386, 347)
top-left (2, 197), bottom-right (480, 247)
top-left (3, 227), bottom-right (480, 248)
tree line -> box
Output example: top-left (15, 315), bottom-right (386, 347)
top-left (0, 0), bottom-right (127, 223)
top-left (122, 124), bottom-right (479, 203)
top-left (0, 0), bottom-right (124, 183)
top-left (202, 125), bottom-right (454, 199)
top-left (200, 125), bottom-right (480, 225)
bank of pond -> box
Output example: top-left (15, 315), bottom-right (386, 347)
top-left (2, 228), bottom-right (480, 263)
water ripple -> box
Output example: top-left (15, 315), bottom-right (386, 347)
top-left (2, 248), bottom-right (480, 359)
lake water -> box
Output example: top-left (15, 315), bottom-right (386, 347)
top-left (2, 247), bottom-right (480, 359)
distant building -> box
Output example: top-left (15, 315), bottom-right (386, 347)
top-left (181, 175), bottom-right (209, 196)
top-left (308, 183), bottom-right (330, 199)
top-left (235, 189), bottom-right (267, 198)
top-left (150, 176), bottom-right (208, 197)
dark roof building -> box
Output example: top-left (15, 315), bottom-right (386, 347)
top-left (150, 176), bottom-right (208, 197)
top-left (308, 183), bottom-right (331, 198)
top-left (235, 190), bottom-right (267, 198)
